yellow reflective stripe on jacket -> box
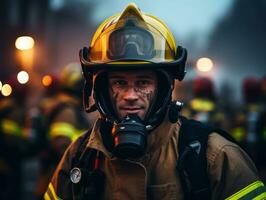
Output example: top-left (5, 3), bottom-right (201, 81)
top-left (231, 127), bottom-right (246, 142)
top-left (44, 183), bottom-right (62, 200)
top-left (44, 193), bottom-right (51, 200)
top-left (262, 128), bottom-right (266, 140)
top-left (190, 98), bottom-right (215, 112)
top-left (0, 119), bottom-right (23, 137)
top-left (254, 192), bottom-right (266, 200)
top-left (49, 122), bottom-right (84, 141)
top-left (225, 181), bottom-right (266, 200)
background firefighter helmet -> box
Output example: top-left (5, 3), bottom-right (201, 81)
top-left (242, 77), bottom-right (261, 104)
top-left (80, 3), bottom-right (187, 128)
top-left (261, 75), bottom-right (266, 102)
top-left (192, 77), bottom-right (215, 100)
top-left (58, 62), bottom-right (84, 99)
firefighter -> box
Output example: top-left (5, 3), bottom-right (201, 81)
top-left (0, 76), bottom-right (33, 200)
top-left (230, 77), bottom-right (261, 165)
top-left (45, 3), bottom-right (265, 200)
top-left (256, 76), bottom-right (266, 182)
top-left (181, 77), bottom-right (228, 129)
top-left (34, 64), bottom-right (98, 199)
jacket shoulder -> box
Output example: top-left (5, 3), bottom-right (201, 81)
top-left (206, 133), bottom-right (263, 200)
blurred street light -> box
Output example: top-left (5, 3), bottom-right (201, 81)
top-left (1, 84), bottom-right (12, 96)
top-left (15, 36), bottom-right (35, 50)
top-left (15, 36), bottom-right (35, 71)
top-left (42, 75), bottom-right (53, 87)
top-left (17, 71), bottom-right (29, 84)
top-left (0, 81), bottom-right (2, 91)
top-left (196, 57), bottom-right (214, 72)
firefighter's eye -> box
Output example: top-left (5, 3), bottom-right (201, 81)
top-left (113, 80), bottom-right (127, 86)
top-left (136, 80), bottom-right (151, 87)
top-left (110, 79), bottom-right (128, 90)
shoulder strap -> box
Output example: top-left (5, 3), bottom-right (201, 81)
top-left (177, 116), bottom-right (212, 200)
top-left (177, 116), bottom-right (238, 200)
top-left (71, 129), bottom-right (93, 168)
top-left (70, 129), bottom-right (105, 200)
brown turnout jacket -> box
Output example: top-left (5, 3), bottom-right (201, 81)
top-left (45, 117), bottom-right (266, 200)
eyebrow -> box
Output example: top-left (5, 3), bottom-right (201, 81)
top-left (109, 75), bottom-right (155, 79)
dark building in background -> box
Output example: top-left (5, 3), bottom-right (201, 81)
top-left (0, 0), bottom-right (95, 79)
top-left (206, 0), bottom-right (266, 74)
top-left (46, 1), bottom-right (95, 73)
top-left (203, 0), bottom-right (266, 103)
top-left (0, 0), bottom-right (95, 107)
top-left (0, 0), bottom-right (50, 78)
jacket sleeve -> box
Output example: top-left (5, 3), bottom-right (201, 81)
top-left (207, 133), bottom-right (266, 200)
top-left (44, 134), bottom-right (86, 200)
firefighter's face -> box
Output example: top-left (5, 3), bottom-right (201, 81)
top-left (108, 70), bottom-right (157, 120)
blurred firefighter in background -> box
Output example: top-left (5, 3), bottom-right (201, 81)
top-left (230, 77), bottom-right (261, 166)
top-left (256, 75), bottom-right (266, 181)
top-left (0, 76), bottom-right (34, 200)
top-left (34, 63), bottom-right (98, 199)
top-left (181, 77), bottom-right (229, 129)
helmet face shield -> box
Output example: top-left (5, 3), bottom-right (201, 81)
top-left (108, 27), bottom-right (155, 60)
top-left (89, 18), bottom-right (175, 63)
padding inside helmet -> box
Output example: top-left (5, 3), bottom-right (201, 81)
top-left (144, 70), bottom-right (173, 123)
top-left (94, 72), bottom-right (118, 121)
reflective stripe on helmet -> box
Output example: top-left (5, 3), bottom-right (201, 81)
top-left (225, 181), bottom-right (266, 200)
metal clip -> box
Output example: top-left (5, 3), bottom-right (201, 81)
top-left (189, 140), bottom-right (201, 155)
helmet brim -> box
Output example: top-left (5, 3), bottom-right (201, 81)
top-left (80, 46), bottom-right (187, 81)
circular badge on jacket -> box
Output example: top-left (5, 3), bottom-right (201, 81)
top-left (70, 167), bottom-right (82, 184)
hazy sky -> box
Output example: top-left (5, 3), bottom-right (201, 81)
top-left (50, 0), bottom-right (235, 48)
top-left (91, 0), bottom-right (234, 46)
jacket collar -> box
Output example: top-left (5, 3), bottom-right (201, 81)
top-left (86, 119), bottom-right (112, 158)
top-left (147, 115), bottom-right (181, 153)
top-left (86, 116), bottom-right (181, 158)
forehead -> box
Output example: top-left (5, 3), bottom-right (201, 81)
top-left (108, 70), bottom-right (157, 80)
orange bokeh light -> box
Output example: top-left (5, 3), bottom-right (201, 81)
top-left (42, 75), bottom-right (53, 87)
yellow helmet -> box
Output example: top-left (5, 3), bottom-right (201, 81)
top-left (58, 62), bottom-right (83, 97)
top-left (80, 3), bottom-right (186, 79)
top-left (90, 3), bottom-right (176, 63)
top-left (80, 3), bottom-right (187, 126)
